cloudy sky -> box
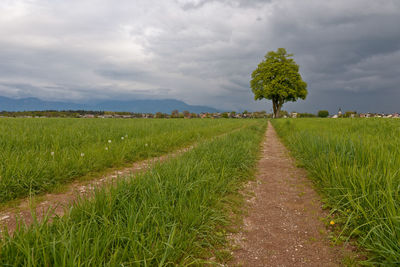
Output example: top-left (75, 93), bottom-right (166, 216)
top-left (0, 0), bottom-right (399, 113)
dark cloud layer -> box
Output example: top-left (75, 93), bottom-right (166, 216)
top-left (0, 0), bottom-right (399, 113)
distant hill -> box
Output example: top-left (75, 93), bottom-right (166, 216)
top-left (0, 96), bottom-right (219, 113)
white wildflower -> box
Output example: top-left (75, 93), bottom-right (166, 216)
top-left (105, 147), bottom-right (108, 150)
top-left (80, 153), bottom-right (85, 157)
top-left (108, 140), bottom-right (112, 143)
top-left (145, 143), bottom-right (148, 147)
top-left (121, 136), bottom-right (124, 140)
top-left (51, 151), bottom-right (55, 156)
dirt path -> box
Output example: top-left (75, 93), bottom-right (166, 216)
top-left (0, 124), bottom-right (253, 236)
top-left (0, 125), bottom-right (249, 235)
top-left (230, 122), bottom-right (351, 266)
top-left (0, 146), bottom-right (194, 235)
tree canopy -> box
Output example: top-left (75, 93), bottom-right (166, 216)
top-left (318, 110), bottom-right (329, 118)
top-left (250, 48), bottom-right (307, 118)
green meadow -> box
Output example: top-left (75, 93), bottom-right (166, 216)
top-left (0, 120), bottom-right (267, 266)
top-left (3, 117), bottom-right (400, 265)
top-left (272, 118), bottom-right (400, 265)
top-left (0, 118), bottom-right (255, 203)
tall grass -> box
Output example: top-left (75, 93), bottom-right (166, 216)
top-left (0, 118), bottom-right (252, 203)
top-left (0, 121), bottom-right (267, 266)
top-left (272, 118), bottom-right (400, 265)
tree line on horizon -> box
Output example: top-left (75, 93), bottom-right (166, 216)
top-left (0, 109), bottom-right (271, 118)
top-left (0, 109), bottom-right (365, 119)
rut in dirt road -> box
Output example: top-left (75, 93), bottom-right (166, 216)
top-left (0, 146), bottom-right (193, 235)
top-left (0, 126), bottom-right (246, 236)
top-left (230, 122), bottom-right (352, 267)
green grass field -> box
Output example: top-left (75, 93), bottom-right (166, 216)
top-left (5, 117), bottom-right (399, 265)
top-left (0, 118), bottom-right (256, 203)
top-left (272, 118), bottom-right (400, 265)
top-left (0, 120), bottom-right (267, 266)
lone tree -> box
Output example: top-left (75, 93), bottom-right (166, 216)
top-left (250, 48), bottom-right (307, 118)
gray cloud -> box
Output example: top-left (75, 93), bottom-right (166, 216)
top-left (0, 0), bottom-right (399, 113)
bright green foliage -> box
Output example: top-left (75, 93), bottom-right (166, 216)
top-left (0, 121), bottom-right (267, 266)
top-left (272, 118), bottom-right (400, 264)
top-left (251, 48), bottom-right (307, 118)
top-left (0, 118), bottom-right (252, 203)
top-left (318, 110), bottom-right (329, 117)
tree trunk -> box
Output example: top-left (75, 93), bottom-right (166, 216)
top-left (272, 99), bottom-right (283, 118)
top-left (276, 105), bottom-right (281, 118)
top-left (272, 100), bottom-right (277, 118)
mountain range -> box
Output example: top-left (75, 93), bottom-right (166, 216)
top-left (0, 96), bottom-right (219, 113)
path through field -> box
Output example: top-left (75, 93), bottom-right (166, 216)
top-left (0, 125), bottom-right (246, 235)
top-left (230, 122), bottom-right (351, 266)
top-left (0, 146), bottom-right (193, 235)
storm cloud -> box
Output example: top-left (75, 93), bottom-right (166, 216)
top-left (0, 0), bottom-right (399, 113)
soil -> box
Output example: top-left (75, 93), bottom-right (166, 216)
top-left (229, 122), bottom-right (354, 266)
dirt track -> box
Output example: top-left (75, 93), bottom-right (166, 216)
top-left (230, 122), bottom-right (352, 266)
top-left (0, 123), bottom-right (355, 265)
top-left (0, 146), bottom-right (193, 235)
top-left (0, 126), bottom-right (244, 235)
